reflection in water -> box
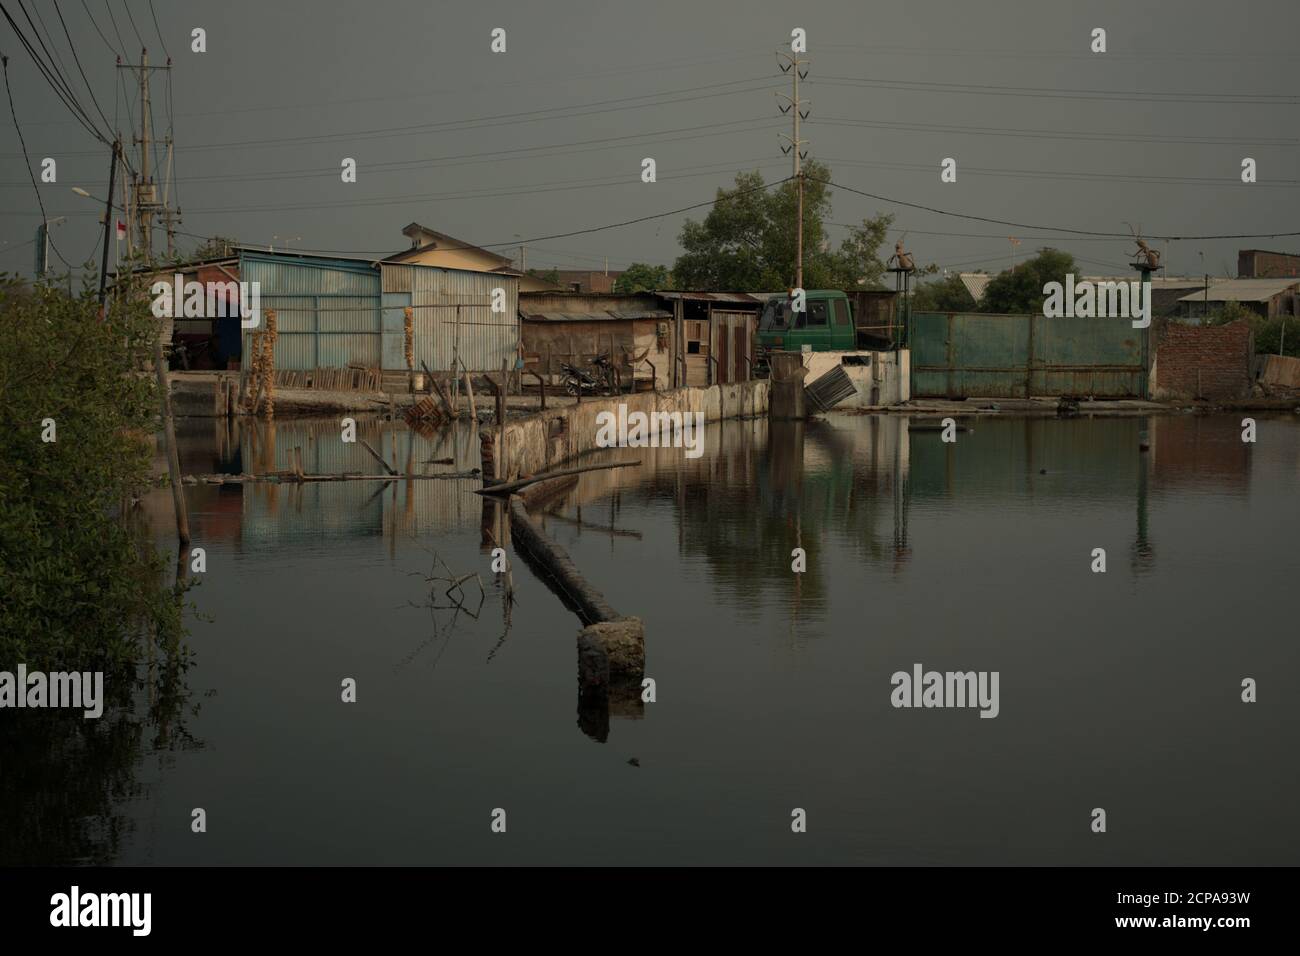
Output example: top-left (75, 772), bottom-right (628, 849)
top-left (17, 411), bottom-right (1294, 866)
top-left (0, 552), bottom-right (199, 865)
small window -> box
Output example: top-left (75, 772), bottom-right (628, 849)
top-left (807, 300), bottom-right (829, 327)
top-left (687, 340), bottom-right (701, 354)
top-left (833, 299), bottom-right (850, 326)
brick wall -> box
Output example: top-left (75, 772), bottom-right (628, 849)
top-left (1239, 249), bottom-right (1300, 278)
top-left (1153, 319), bottom-right (1253, 400)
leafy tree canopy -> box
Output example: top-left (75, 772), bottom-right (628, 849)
top-left (671, 161), bottom-right (894, 292)
top-left (614, 262), bottom-right (671, 294)
top-left (978, 248), bottom-right (1077, 314)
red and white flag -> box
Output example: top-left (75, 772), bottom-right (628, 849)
top-left (115, 220), bottom-right (126, 240)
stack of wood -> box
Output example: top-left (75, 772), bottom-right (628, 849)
top-left (243, 308), bottom-right (279, 418)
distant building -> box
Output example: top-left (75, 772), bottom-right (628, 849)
top-left (385, 222), bottom-right (553, 292)
top-left (551, 270), bottom-right (624, 294)
top-left (1238, 249), bottom-right (1300, 279)
top-left (1177, 278), bottom-right (1300, 320)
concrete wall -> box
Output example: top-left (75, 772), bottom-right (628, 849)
top-left (1153, 319), bottom-right (1253, 400)
top-left (494, 380), bottom-right (769, 479)
top-left (801, 350), bottom-right (910, 407)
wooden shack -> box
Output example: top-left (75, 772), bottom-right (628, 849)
top-left (654, 291), bottom-right (764, 387)
top-left (518, 292), bottom-right (674, 390)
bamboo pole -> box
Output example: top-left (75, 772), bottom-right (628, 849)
top-left (462, 361), bottom-right (477, 421)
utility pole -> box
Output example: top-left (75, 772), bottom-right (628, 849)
top-left (1009, 237), bottom-right (1021, 273)
top-left (777, 49), bottom-right (810, 291)
top-left (98, 141), bottom-right (119, 308)
top-left (117, 50), bottom-right (177, 262)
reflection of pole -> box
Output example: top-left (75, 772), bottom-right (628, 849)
top-left (153, 335), bottom-right (190, 546)
top-left (1133, 417), bottom-right (1152, 567)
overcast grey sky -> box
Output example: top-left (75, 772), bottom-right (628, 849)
top-left (2, 0), bottom-right (1297, 281)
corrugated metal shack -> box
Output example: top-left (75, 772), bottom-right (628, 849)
top-left (237, 249), bottom-right (518, 376)
top-left (381, 261), bottom-right (518, 372)
top-left (518, 292), bottom-right (672, 391)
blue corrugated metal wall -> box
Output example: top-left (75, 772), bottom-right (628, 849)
top-left (239, 252), bottom-right (519, 372)
top-left (239, 251), bottom-right (381, 371)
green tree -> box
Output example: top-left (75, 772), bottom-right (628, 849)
top-left (525, 267), bottom-right (561, 286)
top-left (912, 273), bottom-right (978, 312)
top-left (0, 274), bottom-right (189, 670)
top-left (191, 235), bottom-right (238, 260)
top-left (979, 248), bottom-right (1077, 314)
top-left (613, 262), bottom-right (671, 293)
top-left (671, 161), bottom-right (894, 291)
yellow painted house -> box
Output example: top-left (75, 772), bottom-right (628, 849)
top-left (385, 222), bottom-right (558, 292)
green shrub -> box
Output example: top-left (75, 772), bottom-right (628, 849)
top-left (0, 275), bottom-right (187, 670)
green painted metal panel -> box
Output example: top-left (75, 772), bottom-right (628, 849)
top-left (910, 311), bottom-right (1147, 398)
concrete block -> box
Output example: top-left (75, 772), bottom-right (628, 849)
top-left (580, 616), bottom-right (645, 677)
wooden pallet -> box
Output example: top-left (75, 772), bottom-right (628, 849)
top-left (272, 367), bottom-right (382, 391)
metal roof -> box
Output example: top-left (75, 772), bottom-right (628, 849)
top-left (1176, 278), bottom-right (1300, 302)
top-left (654, 290), bottom-right (767, 304)
top-left (959, 273), bottom-right (994, 302)
top-left (520, 309), bottom-right (670, 322)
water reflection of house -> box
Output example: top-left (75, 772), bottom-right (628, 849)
top-left (1147, 416), bottom-right (1250, 491)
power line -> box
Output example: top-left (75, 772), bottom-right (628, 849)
top-left (815, 73), bottom-right (1300, 106)
top-left (52, 0), bottom-right (113, 133)
top-left (171, 176), bottom-right (793, 259)
top-left (146, 0), bottom-right (166, 58)
top-left (0, 117), bottom-right (783, 187)
top-left (1, 53), bottom-right (70, 268)
top-left (819, 155), bottom-right (1300, 190)
top-left (102, 0), bottom-right (126, 55)
top-left (0, 75), bottom-right (778, 155)
top-left (18, 157), bottom-right (788, 218)
top-left (816, 115), bottom-right (1297, 148)
top-left (811, 176), bottom-right (1300, 241)
top-left (80, 0), bottom-right (119, 57)
top-left (120, 0), bottom-right (143, 49)
top-left (1, 0), bottom-right (107, 141)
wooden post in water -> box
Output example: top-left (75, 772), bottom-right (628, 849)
top-left (462, 361), bottom-right (477, 421)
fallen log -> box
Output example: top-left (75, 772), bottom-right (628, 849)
top-left (517, 473), bottom-right (579, 511)
top-left (473, 460), bottom-right (640, 496)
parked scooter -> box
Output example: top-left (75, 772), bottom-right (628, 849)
top-left (561, 352), bottom-right (618, 396)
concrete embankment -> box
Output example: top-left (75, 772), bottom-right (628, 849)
top-left (492, 379), bottom-right (769, 480)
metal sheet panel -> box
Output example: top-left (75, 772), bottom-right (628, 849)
top-left (910, 311), bottom-right (1146, 398)
top-left (239, 252), bottom-right (381, 371)
top-left (386, 263), bottom-right (518, 372)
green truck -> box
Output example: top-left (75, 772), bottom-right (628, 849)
top-left (756, 289), bottom-right (858, 355)
top-left (754, 289), bottom-right (903, 375)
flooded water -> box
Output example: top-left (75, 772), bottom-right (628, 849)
top-left (10, 411), bottom-right (1299, 865)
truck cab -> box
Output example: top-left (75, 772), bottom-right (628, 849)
top-left (756, 290), bottom-right (857, 357)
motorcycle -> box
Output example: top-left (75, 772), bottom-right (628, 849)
top-left (561, 352), bottom-right (618, 396)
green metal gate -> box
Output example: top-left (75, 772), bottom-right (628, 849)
top-left (909, 311), bottom-right (1148, 398)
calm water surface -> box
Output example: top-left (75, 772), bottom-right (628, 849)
top-left (9, 411), bottom-right (1298, 865)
